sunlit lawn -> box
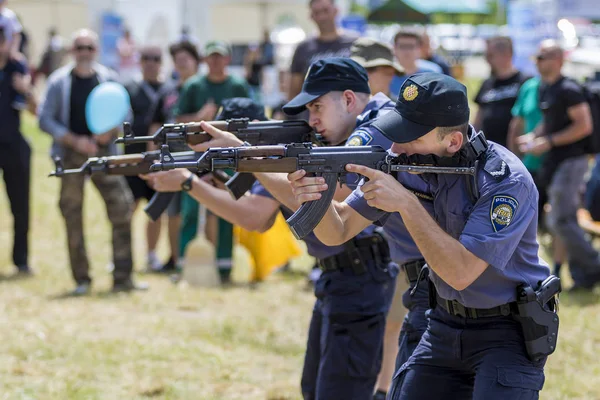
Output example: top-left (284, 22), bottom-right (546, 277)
top-left (0, 111), bottom-right (599, 399)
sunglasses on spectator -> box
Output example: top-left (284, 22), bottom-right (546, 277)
top-left (535, 54), bottom-right (553, 61)
top-left (141, 55), bottom-right (162, 62)
top-left (396, 44), bottom-right (417, 50)
top-left (75, 45), bottom-right (96, 52)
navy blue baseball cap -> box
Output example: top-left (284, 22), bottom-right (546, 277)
top-left (372, 73), bottom-right (470, 143)
top-left (283, 57), bottom-right (371, 115)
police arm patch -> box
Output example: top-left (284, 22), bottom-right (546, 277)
top-left (347, 129), bottom-right (373, 146)
top-left (490, 195), bottom-right (518, 232)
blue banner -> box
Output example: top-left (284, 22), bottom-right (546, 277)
top-left (340, 14), bottom-right (367, 35)
top-left (99, 12), bottom-right (123, 71)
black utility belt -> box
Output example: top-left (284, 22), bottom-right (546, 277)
top-left (433, 275), bottom-right (562, 362)
top-left (402, 259), bottom-right (427, 284)
top-left (435, 293), bottom-right (512, 319)
top-left (318, 233), bottom-right (390, 275)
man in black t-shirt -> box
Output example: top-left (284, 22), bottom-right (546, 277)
top-left (474, 36), bottom-right (529, 147)
top-left (0, 26), bottom-right (34, 275)
top-left (288, 0), bottom-right (356, 103)
top-left (519, 40), bottom-right (600, 291)
top-left (125, 45), bottom-right (171, 272)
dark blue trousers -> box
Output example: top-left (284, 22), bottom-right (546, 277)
top-left (0, 136), bottom-right (31, 267)
top-left (301, 261), bottom-right (397, 400)
top-left (389, 306), bottom-right (546, 400)
top-left (395, 279), bottom-right (430, 371)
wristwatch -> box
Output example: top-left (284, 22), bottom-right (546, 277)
top-left (181, 173), bottom-right (194, 192)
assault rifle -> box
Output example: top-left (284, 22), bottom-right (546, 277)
top-left (49, 150), bottom-right (232, 221)
top-left (149, 142), bottom-right (479, 239)
top-left (115, 118), bottom-right (322, 147)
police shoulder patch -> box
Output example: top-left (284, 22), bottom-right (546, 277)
top-left (347, 129), bottom-right (373, 146)
top-left (490, 195), bottom-right (518, 232)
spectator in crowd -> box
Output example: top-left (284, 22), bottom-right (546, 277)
top-left (244, 43), bottom-right (264, 103)
top-left (288, 0), bottom-right (356, 102)
top-left (350, 37), bottom-right (404, 99)
top-left (421, 31), bottom-right (452, 76)
top-left (149, 40), bottom-right (202, 273)
top-left (586, 155), bottom-right (600, 221)
top-left (0, 25), bottom-right (35, 276)
top-left (174, 40), bottom-right (249, 283)
top-left (389, 28), bottom-right (441, 99)
top-left (117, 28), bottom-right (139, 83)
top-left (36, 27), bottom-right (66, 83)
top-left (124, 44), bottom-right (170, 272)
top-left (474, 36), bottom-right (529, 148)
top-left (260, 29), bottom-right (274, 66)
top-left (508, 77), bottom-right (545, 216)
top-left (519, 39), bottom-right (600, 290)
top-left (0, 0), bottom-right (23, 59)
top-left (508, 75), bottom-right (567, 276)
top-left (38, 29), bottom-right (147, 295)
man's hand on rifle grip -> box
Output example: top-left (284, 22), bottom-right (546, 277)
top-left (288, 169), bottom-right (330, 204)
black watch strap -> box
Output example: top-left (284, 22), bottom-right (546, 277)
top-left (181, 173), bottom-right (194, 192)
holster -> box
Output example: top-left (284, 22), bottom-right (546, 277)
top-left (512, 275), bottom-right (561, 362)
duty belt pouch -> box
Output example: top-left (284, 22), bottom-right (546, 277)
top-left (344, 240), bottom-right (367, 275)
top-left (513, 275), bottom-right (561, 362)
top-left (372, 228), bottom-right (392, 265)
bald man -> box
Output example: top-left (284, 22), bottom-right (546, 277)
top-left (474, 36), bottom-right (529, 147)
top-left (518, 40), bottom-right (600, 291)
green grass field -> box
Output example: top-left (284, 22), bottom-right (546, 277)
top-left (1, 114), bottom-right (600, 400)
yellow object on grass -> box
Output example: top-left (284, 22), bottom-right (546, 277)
top-left (234, 212), bottom-right (302, 281)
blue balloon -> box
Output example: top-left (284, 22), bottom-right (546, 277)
top-left (85, 82), bottom-right (131, 135)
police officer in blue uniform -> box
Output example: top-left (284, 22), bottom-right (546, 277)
top-left (347, 118), bottom-right (432, 395)
top-left (289, 73), bottom-right (560, 399)
top-left (148, 58), bottom-right (400, 399)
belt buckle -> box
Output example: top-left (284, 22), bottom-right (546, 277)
top-left (451, 300), bottom-right (467, 318)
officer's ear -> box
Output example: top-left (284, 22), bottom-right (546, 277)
top-left (341, 90), bottom-right (357, 112)
top-left (438, 127), bottom-right (464, 154)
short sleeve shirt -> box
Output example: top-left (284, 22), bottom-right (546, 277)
top-left (290, 33), bottom-right (357, 76)
top-left (475, 71), bottom-right (529, 147)
top-left (511, 77), bottom-right (544, 172)
top-left (174, 74), bottom-right (250, 116)
top-left (249, 94), bottom-right (394, 260)
top-left (346, 130), bottom-right (550, 307)
top-left (539, 76), bottom-right (588, 165)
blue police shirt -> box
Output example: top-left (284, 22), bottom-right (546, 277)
top-left (0, 60), bottom-right (26, 144)
top-left (347, 128), bottom-right (550, 308)
top-left (250, 92), bottom-right (396, 260)
top-left (347, 94), bottom-right (431, 265)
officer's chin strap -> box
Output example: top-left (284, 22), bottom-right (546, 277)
top-left (464, 127), bottom-right (489, 203)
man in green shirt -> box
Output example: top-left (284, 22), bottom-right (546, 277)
top-left (508, 76), bottom-right (544, 172)
top-left (174, 40), bottom-right (250, 283)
